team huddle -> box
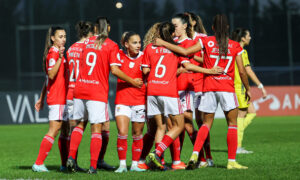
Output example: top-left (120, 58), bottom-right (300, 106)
top-left (32, 12), bottom-right (267, 174)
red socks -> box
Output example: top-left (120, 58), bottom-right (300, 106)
top-left (170, 137), bottom-right (181, 161)
top-left (193, 125), bottom-right (210, 152)
top-left (117, 134), bottom-right (128, 160)
top-left (132, 135), bottom-right (143, 161)
top-left (90, 133), bottom-right (102, 169)
top-left (68, 127), bottom-right (84, 160)
top-left (98, 130), bottom-right (109, 161)
top-left (140, 133), bottom-right (154, 160)
top-left (204, 132), bottom-right (212, 159)
top-left (35, 135), bottom-right (54, 165)
top-left (156, 135), bottom-right (174, 157)
top-left (227, 125), bottom-right (238, 160)
top-left (58, 135), bottom-right (70, 167)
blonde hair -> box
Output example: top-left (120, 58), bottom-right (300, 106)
top-left (95, 17), bottom-right (109, 49)
top-left (143, 22), bottom-right (161, 49)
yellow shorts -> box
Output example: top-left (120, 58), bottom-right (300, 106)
top-left (235, 88), bottom-right (249, 109)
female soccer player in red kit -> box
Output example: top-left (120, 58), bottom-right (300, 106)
top-left (32, 27), bottom-right (68, 172)
top-left (143, 22), bottom-right (223, 170)
top-left (66, 17), bottom-right (143, 174)
top-left (114, 31), bottom-right (146, 173)
top-left (155, 14), bottom-right (251, 170)
top-left (186, 12), bottom-right (213, 167)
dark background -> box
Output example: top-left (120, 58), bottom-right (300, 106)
top-left (1, 0), bottom-right (300, 92)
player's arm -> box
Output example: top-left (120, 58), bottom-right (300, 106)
top-left (245, 66), bottom-right (267, 98)
top-left (182, 62), bottom-right (223, 74)
top-left (111, 65), bottom-right (143, 88)
top-left (142, 67), bottom-right (150, 75)
top-left (48, 47), bottom-right (65, 80)
top-left (193, 55), bottom-right (203, 64)
top-left (236, 55), bottom-right (251, 101)
top-left (35, 80), bottom-right (47, 112)
top-left (155, 38), bottom-right (202, 56)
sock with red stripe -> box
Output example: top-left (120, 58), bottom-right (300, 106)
top-left (58, 135), bottom-right (69, 167)
top-left (35, 135), bottom-right (54, 165)
top-left (193, 125), bottom-right (210, 153)
top-left (140, 133), bottom-right (154, 160)
top-left (90, 133), bottom-right (102, 169)
top-left (132, 135), bottom-right (143, 162)
top-left (204, 132), bottom-right (212, 159)
top-left (170, 137), bottom-right (181, 162)
top-left (68, 127), bottom-right (84, 160)
top-left (227, 125), bottom-right (238, 161)
top-left (98, 130), bottom-right (109, 161)
top-left (117, 134), bottom-right (128, 161)
top-left (156, 135), bottom-right (174, 157)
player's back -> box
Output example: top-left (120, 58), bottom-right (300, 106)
top-left (200, 36), bottom-right (243, 92)
top-left (143, 43), bottom-right (188, 98)
top-left (66, 42), bottom-right (84, 100)
top-left (74, 36), bottom-right (119, 102)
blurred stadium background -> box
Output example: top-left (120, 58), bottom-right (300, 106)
top-left (0, 0), bottom-right (300, 125)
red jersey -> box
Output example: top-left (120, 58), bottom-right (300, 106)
top-left (66, 42), bottom-right (84, 100)
top-left (142, 44), bottom-right (189, 97)
top-left (175, 38), bottom-right (196, 91)
top-left (192, 32), bottom-right (207, 92)
top-left (115, 50), bottom-right (146, 105)
top-left (46, 46), bottom-right (68, 105)
top-left (199, 36), bottom-right (243, 92)
top-left (74, 36), bottom-right (121, 102)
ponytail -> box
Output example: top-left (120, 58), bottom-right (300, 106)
top-left (159, 22), bottom-right (177, 45)
top-left (75, 21), bottom-right (94, 39)
top-left (230, 28), bottom-right (248, 43)
top-left (213, 14), bottom-right (229, 58)
top-left (95, 17), bottom-right (109, 49)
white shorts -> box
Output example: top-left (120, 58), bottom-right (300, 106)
top-left (198, 92), bottom-right (239, 113)
top-left (73, 98), bottom-right (109, 124)
top-left (193, 92), bottom-right (203, 110)
top-left (147, 96), bottom-right (183, 118)
top-left (178, 91), bottom-right (195, 112)
top-left (48, 105), bottom-right (68, 121)
top-left (115, 104), bottom-right (146, 122)
top-left (67, 100), bottom-right (74, 120)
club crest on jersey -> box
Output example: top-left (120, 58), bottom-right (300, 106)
top-left (129, 62), bottom-right (135, 68)
top-left (208, 41), bottom-right (215, 47)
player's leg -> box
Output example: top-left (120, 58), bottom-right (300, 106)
top-left (244, 102), bottom-right (256, 130)
top-left (130, 106), bottom-right (145, 171)
top-left (114, 105), bottom-right (130, 173)
top-left (33, 119), bottom-right (62, 172)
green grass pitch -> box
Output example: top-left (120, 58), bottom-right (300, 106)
top-left (0, 116), bottom-right (299, 179)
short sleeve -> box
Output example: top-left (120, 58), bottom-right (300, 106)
top-left (47, 50), bottom-right (59, 71)
top-left (242, 50), bottom-right (250, 67)
top-left (179, 56), bottom-right (190, 65)
top-left (235, 43), bottom-right (244, 56)
top-left (110, 43), bottom-right (122, 66)
top-left (141, 46), bottom-right (151, 68)
top-left (198, 37), bottom-right (205, 49)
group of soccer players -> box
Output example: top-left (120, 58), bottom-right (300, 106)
top-left (31, 11), bottom-right (267, 174)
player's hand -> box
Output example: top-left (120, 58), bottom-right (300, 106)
top-left (261, 87), bottom-right (267, 99)
top-left (245, 90), bottom-right (251, 102)
top-left (210, 66), bottom-right (224, 74)
top-left (177, 66), bottom-right (188, 75)
top-left (59, 46), bottom-right (65, 58)
top-left (132, 78), bottom-right (143, 88)
top-left (34, 98), bottom-right (44, 112)
top-left (154, 38), bottom-right (164, 46)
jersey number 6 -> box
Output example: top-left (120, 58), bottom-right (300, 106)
top-left (155, 55), bottom-right (166, 78)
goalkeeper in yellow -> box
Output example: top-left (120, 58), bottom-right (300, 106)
top-left (231, 28), bottom-right (267, 154)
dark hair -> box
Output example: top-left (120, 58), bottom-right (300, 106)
top-left (95, 17), bottom-right (109, 49)
top-left (186, 12), bottom-right (207, 35)
top-left (159, 22), bottom-right (177, 45)
top-left (43, 26), bottom-right (65, 72)
top-left (75, 21), bottom-right (94, 39)
top-left (230, 28), bottom-right (249, 42)
top-left (172, 13), bottom-right (193, 39)
top-left (120, 31), bottom-right (139, 48)
top-left (213, 14), bottom-right (229, 58)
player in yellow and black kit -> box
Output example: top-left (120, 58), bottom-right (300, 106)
top-left (231, 28), bottom-right (267, 154)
